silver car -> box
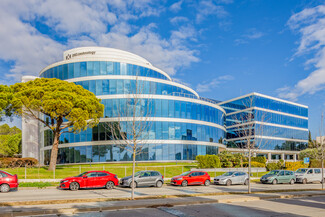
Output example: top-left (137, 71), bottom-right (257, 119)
top-left (119, 170), bottom-right (164, 188)
top-left (214, 171), bottom-right (249, 186)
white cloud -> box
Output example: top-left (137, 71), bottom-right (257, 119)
top-left (196, 75), bottom-right (234, 92)
top-left (277, 4), bottom-right (325, 101)
top-left (0, 0), bottom-right (199, 81)
top-left (234, 28), bottom-right (264, 45)
top-left (170, 16), bottom-right (189, 25)
top-left (196, 0), bottom-right (228, 23)
top-left (169, 1), bottom-right (183, 13)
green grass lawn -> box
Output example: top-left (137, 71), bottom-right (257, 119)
top-left (1, 162), bottom-right (268, 180)
top-left (2, 162), bottom-right (197, 179)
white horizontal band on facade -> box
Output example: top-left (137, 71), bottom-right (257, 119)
top-left (226, 148), bottom-right (300, 154)
top-left (97, 94), bottom-right (226, 114)
top-left (39, 117), bottom-right (227, 132)
top-left (65, 75), bottom-right (199, 98)
top-left (217, 92), bottom-right (308, 108)
top-left (98, 117), bottom-right (226, 131)
top-left (226, 107), bottom-right (308, 120)
top-left (226, 121), bottom-right (308, 131)
top-left (40, 140), bottom-right (226, 151)
top-left (226, 135), bottom-right (308, 143)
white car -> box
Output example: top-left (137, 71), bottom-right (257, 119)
top-left (214, 171), bottom-right (249, 186)
top-left (295, 168), bottom-right (325, 184)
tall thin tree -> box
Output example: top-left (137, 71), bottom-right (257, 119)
top-left (227, 96), bottom-right (271, 193)
top-left (104, 76), bottom-right (153, 199)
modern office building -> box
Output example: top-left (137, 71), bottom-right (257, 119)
top-left (219, 93), bottom-right (308, 161)
top-left (22, 47), bottom-right (226, 164)
top-left (21, 47), bottom-right (308, 164)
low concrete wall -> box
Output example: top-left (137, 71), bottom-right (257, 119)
top-left (191, 167), bottom-right (266, 172)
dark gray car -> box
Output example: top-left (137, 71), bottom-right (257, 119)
top-left (119, 170), bottom-right (164, 188)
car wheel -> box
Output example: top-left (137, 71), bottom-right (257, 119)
top-left (69, 182), bottom-right (79, 191)
top-left (181, 180), bottom-right (188, 187)
top-left (272, 179), bottom-right (277, 185)
top-left (0, 184), bottom-right (10, 193)
top-left (106, 181), bottom-right (115, 190)
top-left (226, 180), bottom-right (232, 186)
top-left (302, 178), bottom-right (307, 184)
top-left (244, 179), bottom-right (249, 185)
top-left (156, 180), bottom-right (163, 188)
top-left (290, 179), bottom-right (295, 185)
top-left (204, 179), bottom-right (210, 186)
top-left (129, 181), bottom-right (137, 188)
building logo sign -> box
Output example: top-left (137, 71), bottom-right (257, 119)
top-left (65, 51), bottom-right (96, 60)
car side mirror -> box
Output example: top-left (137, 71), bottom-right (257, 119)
top-left (82, 175), bottom-right (87, 179)
top-left (189, 175), bottom-right (192, 177)
top-left (232, 175), bottom-right (235, 177)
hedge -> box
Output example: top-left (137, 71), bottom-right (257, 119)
top-left (0, 158), bottom-right (38, 168)
top-left (285, 161), bottom-right (308, 171)
top-left (266, 160), bottom-right (284, 171)
top-left (251, 156), bottom-right (267, 164)
top-left (243, 161), bottom-right (265, 168)
top-left (309, 159), bottom-right (325, 168)
top-left (196, 155), bottom-right (221, 168)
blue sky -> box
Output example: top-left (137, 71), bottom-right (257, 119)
top-left (1, 0), bottom-right (325, 138)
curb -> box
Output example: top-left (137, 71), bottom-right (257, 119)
top-left (3, 191), bottom-right (325, 217)
top-left (2, 188), bottom-right (325, 206)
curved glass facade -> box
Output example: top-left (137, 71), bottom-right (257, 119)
top-left (31, 47), bottom-right (309, 165)
top-left (39, 50), bottom-right (226, 164)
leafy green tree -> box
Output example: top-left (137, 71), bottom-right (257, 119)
top-left (10, 78), bottom-right (104, 170)
top-left (0, 124), bottom-right (21, 157)
top-left (0, 85), bottom-right (13, 118)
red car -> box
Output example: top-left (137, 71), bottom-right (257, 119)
top-left (171, 171), bottom-right (210, 187)
top-left (59, 171), bottom-right (118, 191)
top-left (0, 170), bottom-right (18, 193)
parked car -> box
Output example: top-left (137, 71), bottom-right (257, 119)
top-left (120, 170), bottom-right (164, 188)
top-left (59, 171), bottom-right (118, 191)
top-left (260, 170), bottom-right (295, 185)
top-left (214, 171), bottom-right (249, 186)
top-left (295, 168), bottom-right (325, 184)
top-left (0, 170), bottom-right (18, 193)
top-left (171, 171), bottom-right (210, 187)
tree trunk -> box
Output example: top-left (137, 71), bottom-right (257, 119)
top-left (322, 158), bottom-right (325, 190)
top-left (48, 131), bottom-right (59, 171)
top-left (248, 149), bottom-right (251, 194)
top-left (131, 148), bottom-right (136, 200)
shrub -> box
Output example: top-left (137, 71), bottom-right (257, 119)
top-left (299, 148), bottom-right (318, 160)
top-left (266, 162), bottom-right (283, 171)
top-left (196, 155), bottom-right (221, 168)
top-left (251, 156), bottom-right (267, 164)
top-left (218, 151), bottom-right (245, 168)
top-left (285, 161), bottom-right (308, 171)
top-left (309, 159), bottom-right (325, 168)
top-left (243, 161), bottom-right (265, 168)
top-left (0, 157), bottom-right (38, 168)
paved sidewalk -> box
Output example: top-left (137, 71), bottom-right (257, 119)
top-left (1, 190), bottom-right (325, 217)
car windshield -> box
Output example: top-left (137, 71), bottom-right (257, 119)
top-left (223, 172), bottom-right (235, 176)
top-left (75, 172), bottom-right (88, 177)
top-left (268, 170), bottom-right (279, 175)
top-left (180, 171), bottom-right (191, 176)
top-left (296, 168), bottom-right (308, 173)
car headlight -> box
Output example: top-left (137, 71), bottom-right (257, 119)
top-left (61, 180), bottom-right (68, 183)
top-left (176, 178), bottom-right (182, 180)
